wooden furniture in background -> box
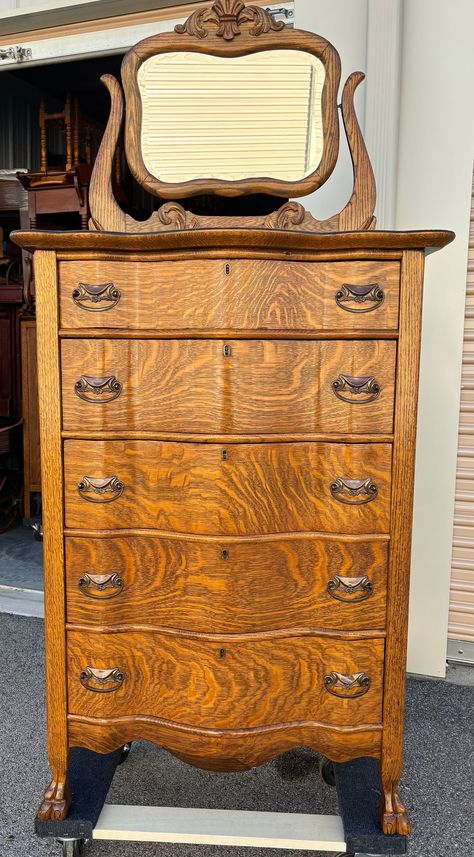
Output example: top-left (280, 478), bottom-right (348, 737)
top-left (13, 0), bottom-right (454, 839)
top-left (17, 164), bottom-right (92, 231)
top-left (21, 318), bottom-right (41, 517)
top-left (17, 94), bottom-right (95, 231)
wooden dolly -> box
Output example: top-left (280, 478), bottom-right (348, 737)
top-left (35, 748), bottom-right (407, 857)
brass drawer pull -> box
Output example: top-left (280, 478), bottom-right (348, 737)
top-left (74, 375), bottom-right (123, 403)
top-left (77, 476), bottom-right (124, 503)
top-left (335, 283), bottom-right (385, 313)
top-left (332, 374), bottom-right (380, 404)
top-left (79, 572), bottom-right (124, 599)
top-left (72, 282), bottom-right (121, 311)
top-left (324, 671), bottom-right (370, 698)
top-left (80, 666), bottom-right (125, 693)
top-left (330, 477), bottom-right (378, 505)
top-left (327, 575), bottom-right (373, 602)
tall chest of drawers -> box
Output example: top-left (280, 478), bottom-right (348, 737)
top-left (13, 0), bottom-right (454, 838)
top-left (16, 229), bottom-right (450, 836)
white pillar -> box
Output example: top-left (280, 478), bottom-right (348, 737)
top-left (294, 0), bottom-right (368, 219)
top-left (396, 0), bottom-right (474, 676)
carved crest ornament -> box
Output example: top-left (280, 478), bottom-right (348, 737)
top-left (174, 0), bottom-right (285, 41)
top-left (87, 0), bottom-right (376, 234)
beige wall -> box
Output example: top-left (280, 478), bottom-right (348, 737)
top-left (396, 0), bottom-right (474, 676)
top-left (294, 0), bottom-right (368, 220)
top-left (295, 0), bottom-right (474, 675)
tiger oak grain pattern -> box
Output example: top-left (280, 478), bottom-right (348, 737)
top-left (68, 717), bottom-right (382, 769)
top-left (64, 440), bottom-right (392, 534)
top-left (65, 534), bottom-right (388, 631)
top-left (61, 339), bottom-right (396, 435)
top-left (379, 250), bottom-right (425, 835)
top-left (13, 228), bottom-right (454, 255)
top-left (67, 630), bottom-right (384, 728)
top-left (59, 259), bottom-right (400, 331)
top-left (33, 252), bottom-right (71, 820)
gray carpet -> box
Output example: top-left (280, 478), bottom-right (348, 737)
top-left (0, 613), bottom-right (473, 857)
top-left (0, 525), bottom-right (43, 590)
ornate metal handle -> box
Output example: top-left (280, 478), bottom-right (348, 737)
top-left (330, 477), bottom-right (378, 505)
top-left (77, 476), bottom-right (124, 503)
top-left (74, 375), bottom-right (122, 403)
top-left (335, 283), bottom-right (385, 313)
top-left (327, 575), bottom-right (373, 602)
top-left (80, 666), bottom-right (125, 693)
top-left (332, 374), bottom-right (380, 404)
top-left (79, 572), bottom-right (124, 599)
top-left (324, 671), bottom-right (370, 698)
top-left (72, 282), bottom-right (121, 311)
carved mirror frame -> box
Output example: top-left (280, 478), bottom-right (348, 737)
top-left (88, 0), bottom-right (376, 234)
top-left (121, 2), bottom-right (341, 200)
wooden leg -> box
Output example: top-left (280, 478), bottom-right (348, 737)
top-left (380, 769), bottom-right (411, 835)
top-left (37, 758), bottom-right (71, 820)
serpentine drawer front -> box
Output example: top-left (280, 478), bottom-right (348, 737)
top-left (65, 534), bottom-right (389, 632)
top-left (66, 630), bottom-right (385, 729)
top-left (63, 439), bottom-right (392, 534)
top-left (59, 258), bottom-right (400, 332)
top-left (61, 338), bottom-right (396, 435)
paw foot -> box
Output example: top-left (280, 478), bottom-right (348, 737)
top-left (37, 778), bottom-right (71, 821)
top-left (380, 792), bottom-right (411, 835)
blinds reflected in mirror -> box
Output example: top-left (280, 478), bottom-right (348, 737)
top-left (137, 50), bottom-right (325, 184)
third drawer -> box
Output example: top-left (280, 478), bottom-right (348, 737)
top-left (64, 439), bottom-right (392, 534)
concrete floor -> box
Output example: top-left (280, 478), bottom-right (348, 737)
top-left (0, 613), bottom-right (473, 857)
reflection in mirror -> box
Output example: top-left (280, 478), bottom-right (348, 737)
top-left (137, 49), bottom-right (326, 184)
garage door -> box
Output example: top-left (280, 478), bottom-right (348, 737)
top-left (449, 168), bottom-right (474, 663)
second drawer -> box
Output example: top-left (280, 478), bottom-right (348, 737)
top-left (61, 339), bottom-right (396, 435)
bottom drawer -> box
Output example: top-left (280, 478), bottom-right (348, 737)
top-left (67, 630), bottom-right (384, 730)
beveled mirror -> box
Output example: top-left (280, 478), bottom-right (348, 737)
top-left (136, 49), bottom-right (328, 187)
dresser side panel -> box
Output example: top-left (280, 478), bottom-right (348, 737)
top-left (34, 251), bottom-right (68, 779)
top-left (382, 249), bottom-right (425, 783)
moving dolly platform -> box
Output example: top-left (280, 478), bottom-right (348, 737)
top-left (36, 748), bottom-right (407, 857)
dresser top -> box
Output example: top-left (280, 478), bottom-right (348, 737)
top-left (12, 228), bottom-right (454, 256)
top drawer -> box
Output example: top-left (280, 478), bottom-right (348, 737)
top-left (59, 259), bottom-right (400, 332)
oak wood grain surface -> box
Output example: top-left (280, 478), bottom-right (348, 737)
top-left (67, 716), bottom-right (382, 769)
top-left (59, 259), bottom-right (400, 331)
top-left (63, 440), bottom-right (392, 534)
top-left (67, 629), bottom-right (384, 728)
top-left (11, 228), bottom-right (455, 255)
top-left (379, 249), bottom-right (425, 835)
top-left (33, 251), bottom-right (71, 820)
top-left (61, 338), bottom-right (396, 435)
top-left (65, 533), bottom-right (388, 632)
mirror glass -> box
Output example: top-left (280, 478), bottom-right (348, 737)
top-left (137, 49), bottom-right (326, 184)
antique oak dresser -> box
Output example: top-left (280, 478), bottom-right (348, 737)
top-left (14, 0), bottom-right (453, 837)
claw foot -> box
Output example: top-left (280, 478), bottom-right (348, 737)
top-left (380, 789), bottom-right (411, 835)
top-left (37, 776), bottom-right (71, 821)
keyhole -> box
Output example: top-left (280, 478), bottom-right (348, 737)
top-left (225, 263), bottom-right (231, 275)
top-left (223, 344), bottom-right (232, 357)
top-left (221, 549), bottom-right (229, 560)
top-left (222, 449), bottom-right (229, 461)
top-left (218, 648), bottom-right (226, 659)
